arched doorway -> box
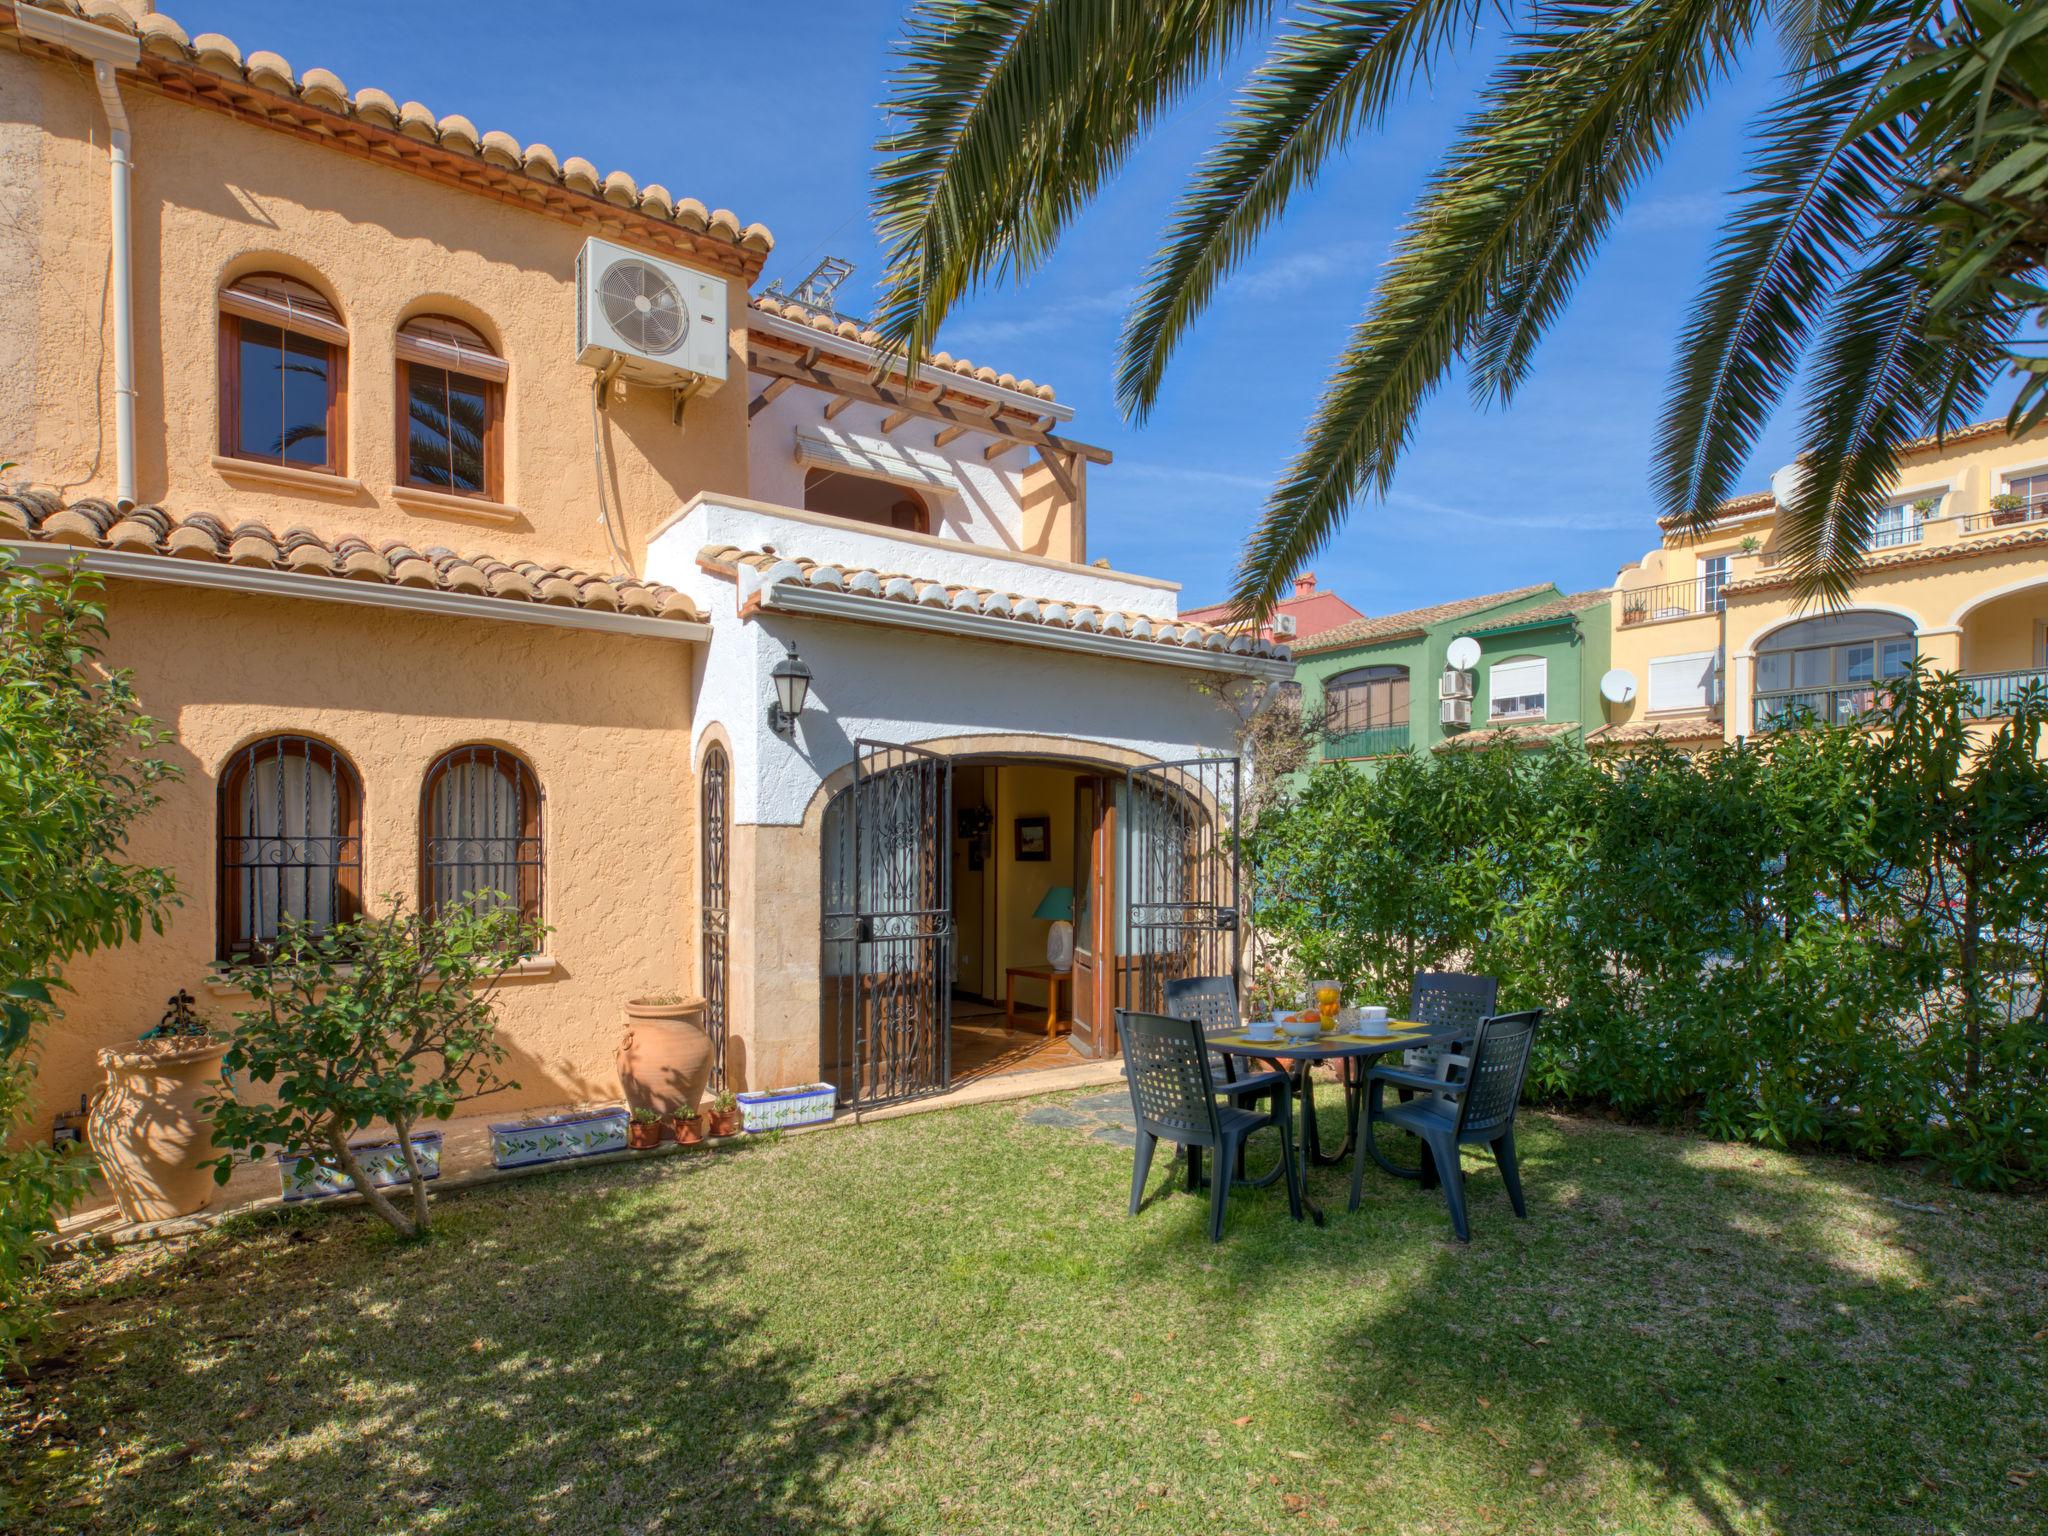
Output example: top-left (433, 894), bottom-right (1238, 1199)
top-left (816, 740), bottom-right (1240, 1110)
top-left (802, 467), bottom-right (931, 534)
top-left (1753, 611), bottom-right (1916, 730)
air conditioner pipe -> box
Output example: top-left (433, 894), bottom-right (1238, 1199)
top-left (18, 9), bottom-right (143, 510)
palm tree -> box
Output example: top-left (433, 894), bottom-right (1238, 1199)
top-left (871, 0), bottom-right (2048, 616)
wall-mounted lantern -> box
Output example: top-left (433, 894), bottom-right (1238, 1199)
top-left (768, 644), bottom-right (813, 737)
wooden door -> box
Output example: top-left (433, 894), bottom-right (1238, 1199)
top-left (1068, 775), bottom-right (1118, 1058)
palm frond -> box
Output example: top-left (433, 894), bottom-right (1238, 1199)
top-left (870, 0), bottom-right (1271, 365)
top-left (1114, 0), bottom-right (1489, 422)
top-left (1229, 0), bottom-right (1766, 618)
top-left (1776, 227), bottom-right (2010, 607)
top-left (1655, 0), bottom-right (1935, 531)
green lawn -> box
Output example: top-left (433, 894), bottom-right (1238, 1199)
top-left (8, 1087), bottom-right (2046, 1535)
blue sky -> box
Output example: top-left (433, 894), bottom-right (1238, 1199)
top-left (178, 1), bottom-right (1801, 614)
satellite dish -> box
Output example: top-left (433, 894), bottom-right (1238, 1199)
top-left (1599, 668), bottom-right (1638, 705)
top-left (1445, 636), bottom-right (1481, 671)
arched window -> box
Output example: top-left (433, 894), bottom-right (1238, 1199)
top-left (420, 746), bottom-right (543, 923)
top-left (217, 736), bottom-right (362, 959)
top-left (803, 468), bottom-right (931, 534)
top-left (397, 314), bottom-right (506, 499)
top-left (218, 272), bottom-right (348, 473)
top-left (1325, 665), bottom-right (1409, 734)
top-left (1755, 612), bottom-right (1915, 728)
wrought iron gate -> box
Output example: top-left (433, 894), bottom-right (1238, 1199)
top-left (1122, 756), bottom-right (1241, 1013)
top-left (700, 743), bottom-right (730, 1090)
top-left (820, 742), bottom-right (954, 1107)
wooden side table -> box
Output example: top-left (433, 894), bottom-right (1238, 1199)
top-left (1004, 966), bottom-right (1072, 1039)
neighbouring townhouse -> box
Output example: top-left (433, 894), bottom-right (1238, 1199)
top-left (1292, 583), bottom-right (1612, 763)
top-left (1182, 571), bottom-right (1364, 646)
top-left (1601, 423), bottom-right (2048, 749)
top-left (1, 1), bottom-right (1293, 1134)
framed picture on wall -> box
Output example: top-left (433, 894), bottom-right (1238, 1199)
top-left (1014, 815), bottom-right (1051, 861)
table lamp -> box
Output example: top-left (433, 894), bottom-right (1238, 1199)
top-left (1032, 885), bottom-right (1074, 971)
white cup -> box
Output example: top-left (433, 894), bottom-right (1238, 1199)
top-left (1361, 1005), bottom-right (1389, 1034)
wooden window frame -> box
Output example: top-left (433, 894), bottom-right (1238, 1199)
top-left (217, 309), bottom-right (349, 476)
top-left (1325, 664), bottom-right (1410, 733)
top-left (419, 745), bottom-right (544, 926)
top-left (395, 356), bottom-right (505, 503)
top-left (216, 736), bottom-right (364, 962)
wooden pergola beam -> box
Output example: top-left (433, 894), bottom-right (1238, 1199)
top-left (985, 439), bottom-right (1025, 462)
top-left (1037, 448), bottom-right (1078, 501)
top-left (746, 346), bottom-right (1113, 465)
top-left (822, 394), bottom-right (854, 421)
top-left (880, 408), bottom-right (913, 433)
top-left (934, 425), bottom-right (969, 449)
top-left (747, 376), bottom-right (794, 420)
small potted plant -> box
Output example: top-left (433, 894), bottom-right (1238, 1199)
top-left (627, 1106), bottom-right (666, 1150)
top-left (1737, 534), bottom-right (1761, 555)
top-left (706, 1088), bottom-right (740, 1139)
top-left (1912, 495), bottom-right (1939, 520)
top-left (1990, 491), bottom-right (2026, 526)
top-left (1621, 597), bottom-right (1648, 627)
top-left (673, 1106), bottom-right (707, 1146)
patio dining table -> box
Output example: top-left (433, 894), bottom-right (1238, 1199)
top-left (1209, 1021), bottom-right (1474, 1220)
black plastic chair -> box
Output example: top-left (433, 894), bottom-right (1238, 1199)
top-left (1404, 972), bottom-right (1499, 1083)
top-left (1162, 975), bottom-right (1289, 1108)
top-left (1119, 1009), bottom-right (1305, 1242)
top-left (1351, 1009), bottom-right (1540, 1242)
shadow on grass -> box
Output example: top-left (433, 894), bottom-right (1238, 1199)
top-left (1116, 1083), bottom-right (2032, 1536)
top-left (15, 1152), bottom-right (930, 1535)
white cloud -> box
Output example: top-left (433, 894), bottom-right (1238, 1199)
top-left (1234, 240), bottom-right (1380, 300)
top-left (940, 285), bottom-right (1135, 350)
top-left (1382, 487), bottom-right (1644, 533)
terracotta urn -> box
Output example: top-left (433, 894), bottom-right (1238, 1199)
top-left (88, 1036), bottom-right (230, 1223)
top-left (616, 996), bottom-right (713, 1118)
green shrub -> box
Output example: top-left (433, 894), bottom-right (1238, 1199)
top-left (1248, 671), bottom-right (2048, 1188)
top-left (0, 553), bottom-right (178, 1355)
top-left (203, 897), bottom-right (544, 1238)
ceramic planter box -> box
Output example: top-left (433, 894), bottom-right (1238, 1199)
top-left (278, 1133), bottom-right (443, 1203)
top-left (491, 1107), bottom-right (629, 1169)
top-left (737, 1083), bottom-right (836, 1133)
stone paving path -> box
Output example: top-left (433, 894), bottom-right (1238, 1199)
top-left (1019, 1088), bottom-right (1138, 1148)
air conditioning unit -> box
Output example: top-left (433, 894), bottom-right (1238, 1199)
top-left (1439, 667), bottom-right (1473, 700)
top-left (1271, 613), bottom-right (1299, 638)
top-left (1441, 696), bottom-right (1472, 728)
top-left (576, 237), bottom-right (728, 393)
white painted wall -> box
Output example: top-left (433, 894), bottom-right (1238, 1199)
top-left (649, 499), bottom-right (1240, 827)
top-left (746, 374), bottom-right (1031, 552)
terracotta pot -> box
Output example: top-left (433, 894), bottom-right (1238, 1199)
top-left (616, 997), bottom-right (712, 1118)
top-left (708, 1108), bottom-right (741, 1139)
top-left (88, 1036), bottom-right (230, 1223)
top-left (674, 1113), bottom-right (706, 1147)
top-left (626, 1119), bottom-right (666, 1151)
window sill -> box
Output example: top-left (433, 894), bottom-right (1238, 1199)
top-left (211, 455), bottom-right (366, 499)
top-left (390, 483), bottom-right (525, 524)
top-left (204, 954), bottom-right (558, 999)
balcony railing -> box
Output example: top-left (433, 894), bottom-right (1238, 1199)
top-left (1753, 686), bottom-right (1890, 731)
top-left (1869, 519), bottom-right (1925, 550)
top-left (1962, 497), bottom-right (2048, 535)
top-left (1324, 723), bottom-right (1411, 759)
top-left (1964, 668), bottom-right (2048, 717)
top-left (1755, 672), bottom-right (2047, 730)
top-left (1617, 576), bottom-right (1721, 627)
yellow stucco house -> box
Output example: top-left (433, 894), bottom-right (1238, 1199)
top-left (2, 2), bottom-right (1292, 1136)
top-left (1596, 422), bottom-right (2048, 749)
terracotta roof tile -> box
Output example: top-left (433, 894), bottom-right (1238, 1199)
top-left (1586, 716), bottom-right (1726, 748)
top-left (1295, 584), bottom-right (1555, 654)
top-left (746, 294), bottom-right (1060, 404)
top-left (1432, 720), bottom-right (1579, 752)
top-left (1725, 523), bottom-right (2048, 596)
top-left (1456, 589), bottom-right (1609, 634)
top-left (696, 543), bottom-right (1291, 663)
top-left (0, 490), bottom-right (701, 623)
top-left (11, 3), bottom-right (771, 270)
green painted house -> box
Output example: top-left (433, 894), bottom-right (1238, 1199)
top-left (1292, 584), bottom-right (1612, 763)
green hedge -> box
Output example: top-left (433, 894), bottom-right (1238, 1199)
top-left (1247, 673), bottom-right (2048, 1188)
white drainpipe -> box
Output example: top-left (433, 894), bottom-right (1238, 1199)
top-left (18, 9), bottom-right (144, 509)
